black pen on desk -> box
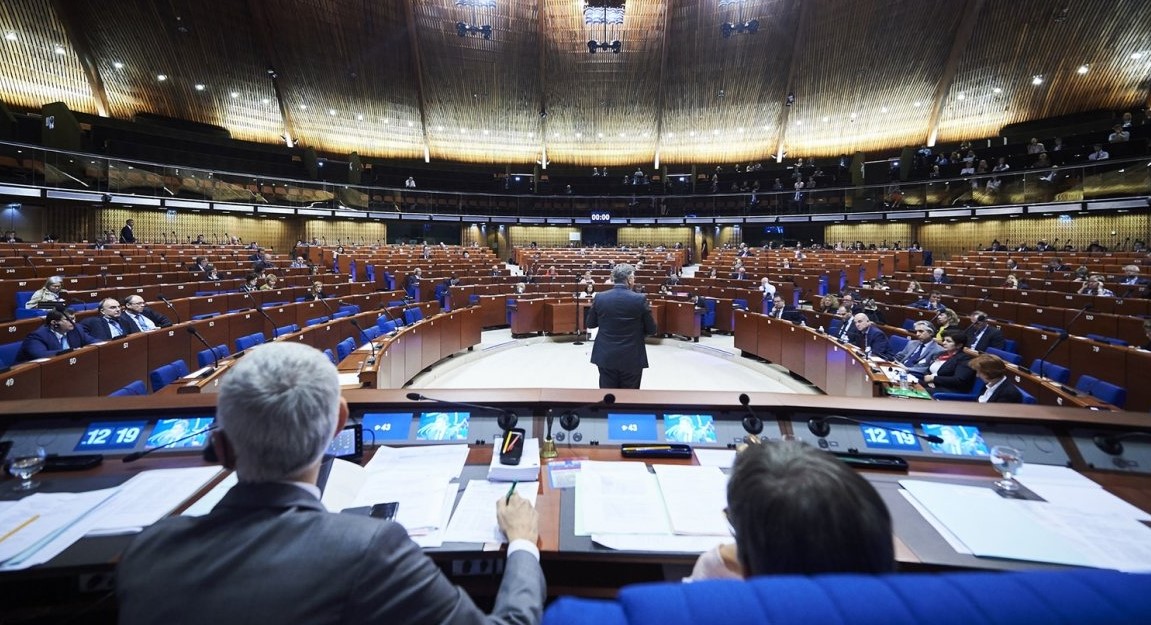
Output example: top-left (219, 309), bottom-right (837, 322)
top-left (505, 481), bottom-right (517, 504)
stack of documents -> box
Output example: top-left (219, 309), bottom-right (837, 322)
top-left (900, 467), bottom-right (1151, 572)
top-left (0, 466), bottom-right (223, 571)
top-left (443, 481), bottom-right (538, 544)
top-left (574, 461), bottom-right (731, 553)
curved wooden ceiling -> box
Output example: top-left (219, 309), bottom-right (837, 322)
top-left (0, 0), bottom-right (1148, 166)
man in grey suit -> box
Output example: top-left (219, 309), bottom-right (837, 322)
top-left (117, 342), bottom-right (546, 625)
top-left (586, 264), bottom-right (658, 389)
top-left (894, 320), bottom-right (944, 376)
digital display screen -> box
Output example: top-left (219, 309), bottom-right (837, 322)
top-left (326, 426), bottom-right (359, 458)
top-left (859, 422), bottom-right (921, 451)
top-left (361, 412), bottom-right (412, 442)
top-left (663, 414), bottom-right (717, 443)
top-left (74, 420), bottom-right (149, 451)
top-left (415, 412), bottom-right (469, 441)
top-left (145, 417), bottom-right (215, 450)
top-left (921, 423), bottom-right (990, 457)
top-left (607, 413), bottom-right (658, 442)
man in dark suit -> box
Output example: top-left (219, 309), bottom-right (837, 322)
top-left (81, 298), bottom-right (138, 340)
top-left (587, 264), bottom-right (658, 389)
top-left (119, 219), bottom-right (136, 244)
top-left (851, 313), bottom-right (893, 359)
top-left (963, 311), bottom-right (1005, 352)
top-left (121, 295), bottom-right (172, 331)
top-left (829, 306), bottom-right (860, 344)
top-left (894, 321), bottom-right (945, 376)
top-left (930, 268), bottom-right (950, 284)
top-left (117, 342), bottom-right (545, 625)
top-left (969, 354), bottom-right (1024, 403)
top-left (15, 309), bottom-right (96, 362)
top-left (769, 295), bottom-right (806, 325)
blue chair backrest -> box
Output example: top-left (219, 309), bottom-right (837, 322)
top-left (330, 310), bottom-right (352, 319)
top-left (388, 300), bottom-right (406, 308)
top-left (170, 359), bottom-right (189, 378)
top-left (468, 294), bottom-right (480, 306)
top-left (336, 337), bottom-right (356, 361)
top-left (235, 332), bottom-right (265, 353)
top-left (149, 364), bottom-right (177, 392)
top-left (110, 380), bottom-right (148, 397)
top-left (305, 316), bottom-right (329, 327)
top-left (1091, 381), bottom-right (1127, 408)
top-left (1102, 337), bottom-right (1130, 347)
top-left (1018, 387), bottom-right (1037, 404)
top-left (363, 326), bottom-right (381, 340)
top-left (889, 334), bottom-right (909, 355)
top-left (340, 304), bottom-right (361, 316)
top-left (0, 341), bottom-right (21, 368)
top-left (732, 298), bottom-right (749, 310)
top-left (190, 312), bottom-right (218, 320)
top-left (1086, 333), bottom-right (1110, 343)
top-left (1029, 359), bottom-right (1071, 384)
top-left (274, 324), bottom-right (300, 338)
top-left (323, 348), bottom-right (337, 364)
top-left (701, 298), bottom-right (716, 327)
top-left (384, 272), bottom-right (395, 290)
top-left (197, 345), bottom-right (230, 368)
top-left (378, 319), bottom-right (398, 334)
top-left (901, 319), bottom-right (916, 332)
top-left (986, 347), bottom-right (1022, 366)
top-left (1075, 374), bottom-right (1099, 395)
top-left (403, 307), bottom-right (424, 325)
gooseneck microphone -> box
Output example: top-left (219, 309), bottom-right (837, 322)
top-left (406, 392), bottom-right (519, 431)
top-left (241, 291), bottom-right (276, 339)
top-left (157, 295), bottom-right (183, 324)
top-left (807, 415), bottom-right (943, 444)
top-left (122, 424), bottom-right (217, 462)
top-left (1032, 304), bottom-right (1090, 378)
top-left (1093, 431), bottom-right (1151, 456)
top-left (347, 317), bottom-right (378, 365)
top-left (738, 393), bottom-right (763, 439)
top-left (187, 326), bottom-right (220, 372)
top-left (553, 393), bottom-right (616, 433)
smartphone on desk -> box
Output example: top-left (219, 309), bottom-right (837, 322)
top-left (342, 501), bottom-right (399, 521)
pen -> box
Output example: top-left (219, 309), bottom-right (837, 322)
top-left (626, 446), bottom-right (672, 451)
top-left (0, 514), bottom-right (39, 544)
top-left (505, 481), bottom-right (517, 504)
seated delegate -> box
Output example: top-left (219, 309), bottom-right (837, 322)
top-left (689, 440), bottom-right (894, 580)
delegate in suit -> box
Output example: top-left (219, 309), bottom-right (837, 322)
top-left (15, 309), bottom-right (96, 362)
top-left (117, 341), bottom-right (546, 625)
top-left (894, 321), bottom-right (945, 375)
top-left (963, 311), bottom-right (1006, 352)
top-left (80, 298), bottom-right (138, 340)
top-left (586, 264), bottom-right (658, 389)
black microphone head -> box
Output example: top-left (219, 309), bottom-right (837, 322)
top-left (807, 417), bottom-right (831, 438)
top-left (923, 434), bottom-right (944, 444)
top-left (602, 393), bottom-right (616, 405)
top-left (405, 392), bottom-right (424, 401)
top-left (122, 451), bottom-right (144, 463)
top-left (738, 393), bottom-right (750, 407)
top-left (497, 411), bottom-right (518, 431)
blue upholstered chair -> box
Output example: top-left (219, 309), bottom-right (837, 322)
top-left (1091, 380), bottom-right (1127, 408)
top-left (336, 337), bottom-right (357, 361)
top-left (149, 364), bottom-right (180, 393)
top-left (235, 332), bottom-right (266, 353)
top-left (0, 341), bottom-right (21, 368)
top-left (197, 345), bottom-right (230, 368)
top-left (1018, 386), bottom-right (1037, 404)
top-left (274, 324), bottom-right (300, 338)
top-left (985, 347), bottom-right (1022, 366)
top-left (109, 380), bottom-right (148, 397)
top-left (403, 307), bottom-right (424, 325)
top-left (932, 377), bottom-right (987, 402)
top-left (323, 348), bottom-right (337, 364)
top-left (1029, 359), bottom-right (1070, 385)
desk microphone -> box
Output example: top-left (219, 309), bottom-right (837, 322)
top-left (1031, 304), bottom-right (1090, 377)
top-left (187, 326), bottom-right (220, 372)
top-left (808, 415), bottom-right (943, 444)
top-left (738, 393), bottom-right (763, 440)
top-left (1064, 303), bottom-right (1093, 334)
top-left (158, 295), bottom-right (183, 324)
top-left (314, 292), bottom-right (337, 317)
top-left (122, 425), bottom-right (217, 462)
top-left (1093, 431), bottom-right (1151, 456)
top-left (347, 317), bottom-right (378, 365)
top-left (553, 393), bottom-right (616, 434)
top-left (241, 291), bottom-right (277, 339)
top-left (406, 392), bottom-right (519, 431)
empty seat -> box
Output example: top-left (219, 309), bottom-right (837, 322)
top-left (235, 332), bottom-right (266, 353)
top-left (197, 345), bottom-right (230, 368)
top-left (403, 307), bottom-right (424, 325)
top-left (274, 324), bottom-right (300, 338)
top-left (170, 359), bottom-right (189, 378)
top-left (110, 380), bottom-right (148, 396)
top-left (986, 347), bottom-right (1023, 366)
top-left (336, 337), bottom-right (357, 361)
top-left (1075, 374), bottom-right (1099, 396)
top-left (888, 335), bottom-right (909, 355)
top-left (0, 341), bottom-right (20, 368)
top-left (149, 364), bottom-right (179, 392)
top-left (1002, 339), bottom-right (1017, 353)
top-left (330, 310), bottom-right (352, 319)
top-left (1018, 386), bottom-right (1037, 405)
top-left (339, 304), bottom-right (361, 316)
top-left (377, 319), bottom-right (398, 334)
top-left (1091, 380), bottom-right (1127, 408)
top-left (1029, 359), bottom-right (1070, 385)
top-left (323, 348), bottom-right (337, 364)
top-left (363, 326), bottom-right (382, 340)
top-left (305, 316), bottom-right (329, 327)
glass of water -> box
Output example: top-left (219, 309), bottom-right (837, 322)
top-left (989, 445), bottom-right (1023, 493)
top-left (7, 444), bottom-right (46, 491)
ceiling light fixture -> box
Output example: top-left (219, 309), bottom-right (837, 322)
top-left (194, 84), bottom-right (205, 91)
top-left (4, 32), bottom-right (16, 41)
top-left (586, 2), bottom-right (623, 54)
top-left (1077, 64), bottom-right (1089, 74)
top-left (455, 0), bottom-right (495, 40)
top-left (157, 74), bottom-right (167, 81)
top-left (719, 0), bottom-right (759, 38)
top-left (1032, 74), bottom-right (1043, 85)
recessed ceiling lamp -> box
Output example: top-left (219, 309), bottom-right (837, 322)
top-left (194, 84), bottom-right (205, 91)
top-left (992, 87), bottom-right (1002, 94)
top-left (4, 32), bottom-right (16, 41)
top-left (957, 92), bottom-right (966, 100)
top-left (157, 74), bottom-right (167, 81)
top-left (1032, 75), bottom-right (1044, 85)
top-left (1077, 64), bottom-right (1089, 74)
top-left (53, 45), bottom-right (65, 55)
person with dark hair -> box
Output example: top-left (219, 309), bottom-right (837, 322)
top-left (15, 309), bottom-right (96, 362)
top-left (963, 310), bottom-right (1005, 352)
top-left (895, 320), bottom-right (944, 376)
top-left (122, 295), bottom-right (172, 330)
top-left (689, 440), bottom-right (894, 580)
top-left (922, 330), bottom-right (975, 395)
top-left (241, 273), bottom-right (260, 293)
top-left (119, 219), bottom-right (136, 244)
top-left (968, 354), bottom-right (1024, 403)
top-left (586, 264), bottom-right (658, 389)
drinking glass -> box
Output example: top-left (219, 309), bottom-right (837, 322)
top-left (989, 445), bottom-right (1023, 493)
top-left (7, 444), bottom-right (46, 491)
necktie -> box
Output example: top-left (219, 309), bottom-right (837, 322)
top-left (59, 334), bottom-right (69, 350)
top-left (904, 342), bottom-right (924, 365)
top-left (109, 319), bottom-right (122, 338)
top-left (134, 313), bottom-right (153, 331)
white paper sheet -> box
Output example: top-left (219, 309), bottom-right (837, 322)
top-left (575, 462), bottom-right (669, 536)
top-left (0, 489), bottom-right (120, 571)
top-left (652, 465), bottom-right (730, 536)
top-left (348, 469), bottom-right (453, 535)
top-left (1015, 466), bottom-right (1151, 521)
top-left (693, 449), bottom-right (736, 468)
top-left (411, 486), bottom-right (460, 549)
top-left (591, 534), bottom-right (728, 553)
top-left (443, 480), bottom-right (538, 544)
top-left (364, 444), bottom-right (470, 480)
top-left (87, 466), bottom-right (223, 535)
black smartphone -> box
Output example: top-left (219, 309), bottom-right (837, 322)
top-left (369, 502), bottom-right (399, 521)
top-left (499, 428), bottom-right (526, 466)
